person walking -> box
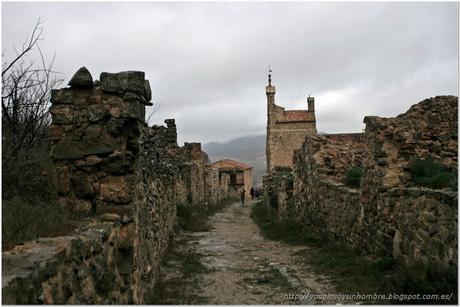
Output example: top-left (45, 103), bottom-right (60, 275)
top-left (250, 187), bottom-right (255, 200)
top-left (240, 188), bottom-right (246, 204)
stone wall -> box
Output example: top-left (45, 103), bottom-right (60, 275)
top-left (263, 167), bottom-right (293, 220)
top-left (270, 96), bottom-right (458, 268)
top-left (2, 67), bottom-right (236, 304)
top-left (3, 216), bottom-right (136, 304)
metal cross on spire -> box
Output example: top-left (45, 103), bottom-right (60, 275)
top-left (268, 64), bottom-right (272, 86)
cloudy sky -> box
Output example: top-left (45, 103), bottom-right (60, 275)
top-left (2, 1), bottom-right (458, 144)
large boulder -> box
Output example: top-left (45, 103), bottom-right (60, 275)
top-left (68, 67), bottom-right (94, 88)
top-left (100, 71), bottom-right (144, 94)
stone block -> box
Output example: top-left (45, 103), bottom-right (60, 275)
top-left (143, 80), bottom-right (152, 101)
top-left (73, 199), bottom-right (93, 215)
top-left (50, 89), bottom-right (74, 104)
top-left (117, 223), bottom-right (134, 251)
top-left (99, 176), bottom-right (134, 204)
top-left (49, 105), bottom-right (74, 124)
top-left (87, 105), bottom-right (107, 123)
top-left (71, 173), bottom-right (95, 199)
top-left (95, 202), bottom-right (132, 218)
top-left (68, 67), bottom-right (94, 89)
top-left (56, 165), bottom-right (71, 195)
top-left (49, 125), bottom-right (64, 141)
top-left (101, 151), bottom-right (134, 175)
top-left (51, 136), bottom-right (123, 160)
top-left (100, 71), bottom-right (145, 94)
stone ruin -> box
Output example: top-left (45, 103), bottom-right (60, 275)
top-left (264, 95), bottom-right (458, 269)
top-left (2, 67), bottom-right (239, 304)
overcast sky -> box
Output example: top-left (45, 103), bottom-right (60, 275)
top-left (2, 2), bottom-right (458, 144)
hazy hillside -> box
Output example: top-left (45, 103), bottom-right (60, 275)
top-left (203, 135), bottom-right (266, 186)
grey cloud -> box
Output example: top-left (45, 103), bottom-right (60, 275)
top-left (2, 2), bottom-right (457, 144)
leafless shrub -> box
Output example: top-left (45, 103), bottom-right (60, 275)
top-left (2, 18), bottom-right (63, 163)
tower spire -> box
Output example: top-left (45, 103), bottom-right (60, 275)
top-left (268, 65), bottom-right (272, 86)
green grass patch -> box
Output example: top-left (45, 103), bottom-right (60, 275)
top-left (251, 201), bottom-right (457, 304)
top-left (149, 240), bottom-right (210, 304)
top-left (409, 157), bottom-right (457, 191)
top-left (344, 165), bottom-right (363, 188)
top-left (250, 200), bottom-right (319, 245)
top-left (176, 197), bottom-right (236, 232)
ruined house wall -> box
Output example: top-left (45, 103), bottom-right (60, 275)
top-left (291, 134), bottom-right (366, 242)
top-left (358, 95), bottom-right (458, 266)
top-left (2, 68), bottom-right (235, 304)
top-left (243, 168), bottom-right (253, 198)
top-left (182, 142), bottom-right (207, 206)
top-left (263, 167), bottom-right (294, 220)
top-left (265, 133), bottom-right (365, 221)
top-left (286, 96), bottom-right (457, 268)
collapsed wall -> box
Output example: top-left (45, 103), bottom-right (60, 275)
top-left (269, 96), bottom-right (458, 268)
top-left (2, 68), bottom-right (234, 304)
top-left (292, 133), bottom-right (366, 234)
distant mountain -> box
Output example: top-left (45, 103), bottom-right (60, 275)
top-left (203, 135), bottom-right (266, 187)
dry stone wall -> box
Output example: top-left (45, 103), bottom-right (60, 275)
top-left (2, 67), bottom-right (236, 304)
top-left (3, 216), bottom-right (137, 304)
top-left (268, 96), bottom-right (458, 269)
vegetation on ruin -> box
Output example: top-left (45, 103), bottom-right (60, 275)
top-left (2, 20), bottom-right (75, 249)
top-left (409, 157), bottom-right (458, 191)
top-left (344, 165), bottom-right (363, 188)
top-left (152, 198), bottom-right (238, 304)
top-left (176, 197), bottom-right (236, 232)
top-left (150, 242), bottom-right (210, 304)
top-left (250, 202), bottom-right (318, 245)
top-left (2, 151), bottom-right (77, 249)
top-left (251, 201), bottom-right (457, 304)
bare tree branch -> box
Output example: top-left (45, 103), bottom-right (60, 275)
top-left (146, 101), bottom-right (162, 124)
top-left (2, 18), bottom-right (63, 163)
top-left (2, 18), bottom-right (43, 77)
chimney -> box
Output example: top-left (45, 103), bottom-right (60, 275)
top-left (307, 95), bottom-right (315, 112)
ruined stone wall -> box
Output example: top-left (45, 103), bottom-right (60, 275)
top-left (182, 142), bottom-right (207, 206)
top-left (263, 167), bottom-right (294, 220)
top-left (285, 96), bottom-right (457, 268)
top-left (358, 95), bottom-right (458, 266)
top-left (3, 215), bottom-right (137, 304)
top-left (361, 95), bottom-right (458, 193)
top-left (2, 68), bottom-right (235, 304)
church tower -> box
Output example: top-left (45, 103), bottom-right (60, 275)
top-left (265, 68), bottom-right (317, 174)
top-left (266, 68), bottom-right (276, 172)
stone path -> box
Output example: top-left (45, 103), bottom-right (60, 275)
top-left (156, 201), bottom-right (341, 304)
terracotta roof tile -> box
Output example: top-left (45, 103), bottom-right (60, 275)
top-left (281, 110), bottom-right (315, 122)
top-left (209, 159), bottom-right (252, 170)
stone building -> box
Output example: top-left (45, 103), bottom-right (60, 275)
top-left (266, 72), bottom-right (317, 173)
top-left (209, 159), bottom-right (253, 199)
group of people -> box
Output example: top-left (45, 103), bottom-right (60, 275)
top-left (240, 186), bottom-right (261, 204)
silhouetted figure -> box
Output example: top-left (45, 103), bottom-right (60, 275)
top-left (241, 188), bottom-right (246, 204)
top-left (255, 189), bottom-right (260, 200)
top-left (250, 187), bottom-right (255, 200)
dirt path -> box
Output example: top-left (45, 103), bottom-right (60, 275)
top-left (156, 201), bottom-right (340, 304)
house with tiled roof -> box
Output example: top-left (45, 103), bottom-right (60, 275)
top-left (209, 159), bottom-right (253, 199)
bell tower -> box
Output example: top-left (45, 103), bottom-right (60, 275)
top-left (266, 66), bottom-right (275, 172)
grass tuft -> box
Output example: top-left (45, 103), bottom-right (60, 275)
top-left (251, 201), bottom-right (458, 304)
top-left (176, 197), bottom-right (236, 232)
top-left (409, 157), bottom-right (457, 191)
